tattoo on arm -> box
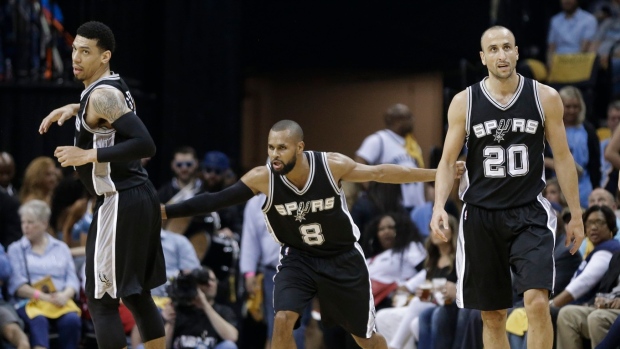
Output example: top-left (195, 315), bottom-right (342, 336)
top-left (90, 89), bottom-right (130, 123)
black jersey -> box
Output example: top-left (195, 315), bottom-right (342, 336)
top-left (74, 74), bottom-right (148, 197)
top-left (459, 75), bottom-right (546, 209)
top-left (262, 151), bottom-right (360, 257)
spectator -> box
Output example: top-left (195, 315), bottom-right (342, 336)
top-left (0, 151), bottom-right (16, 196)
top-left (547, 0), bottom-right (598, 65)
top-left (375, 214), bottom-right (458, 349)
top-left (239, 193), bottom-right (309, 349)
top-left (601, 100), bottom-right (620, 192)
top-left (7, 200), bottom-right (81, 349)
top-left (350, 182), bottom-right (405, 238)
top-left (163, 266), bottom-right (238, 349)
top-left (546, 86), bottom-right (601, 208)
top-left (579, 188), bottom-right (620, 258)
top-left (410, 183), bottom-right (459, 238)
top-left (543, 178), bottom-right (568, 213)
top-left (551, 205), bottom-right (620, 308)
top-left (19, 157), bottom-right (60, 206)
top-left (0, 190), bottom-right (22, 249)
top-left (0, 245), bottom-right (30, 349)
top-left (355, 103), bottom-right (426, 212)
top-left (556, 249), bottom-right (620, 349)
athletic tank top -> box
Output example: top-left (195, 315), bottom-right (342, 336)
top-left (459, 75), bottom-right (546, 209)
top-left (262, 151), bottom-right (361, 257)
top-left (74, 73), bottom-right (148, 197)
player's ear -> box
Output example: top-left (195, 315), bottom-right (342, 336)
top-left (297, 141), bottom-right (305, 153)
top-left (101, 50), bottom-right (111, 64)
top-left (515, 46), bottom-right (519, 61)
top-left (480, 51), bottom-right (486, 66)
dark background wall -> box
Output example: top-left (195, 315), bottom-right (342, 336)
top-left (1, 0), bottom-right (556, 188)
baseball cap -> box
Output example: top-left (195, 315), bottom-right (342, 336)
top-left (202, 151), bottom-right (230, 172)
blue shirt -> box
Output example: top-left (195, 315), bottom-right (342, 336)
top-left (151, 230), bottom-right (201, 297)
top-left (7, 235), bottom-right (80, 297)
top-left (0, 248), bottom-right (12, 301)
top-left (239, 194), bottom-right (281, 275)
top-left (548, 8), bottom-right (597, 54)
top-left (410, 202), bottom-right (432, 238)
top-left (566, 125), bottom-right (593, 207)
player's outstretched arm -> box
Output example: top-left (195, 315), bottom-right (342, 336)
top-left (328, 152), bottom-right (437, 184)
top-left (163, 166), bottom-right (267, 219)
top-left (430, 90), bottom-right (467, 242)
top-left (39, 103), bottom-right (80, 134)
top-left (540, 83), bottom-right (584, 254)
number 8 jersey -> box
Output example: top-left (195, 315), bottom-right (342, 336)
top-left (262, 151), bottom-right (361, 257)
top-left (459, 74), bottom-right (546, 209)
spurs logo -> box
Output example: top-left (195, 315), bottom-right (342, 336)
top-left (98, 272), bottom-right (112, 289)
top-left (294, 201), bottom-right (311, 222)
top-left (493, 119), bottom-right (512, 143)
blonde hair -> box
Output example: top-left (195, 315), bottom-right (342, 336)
top-left (559, 86), bottom-right (586, 125)
top-left (20, 156), bottom-right (59, 204)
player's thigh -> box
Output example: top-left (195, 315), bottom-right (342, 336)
top-left (273, 253), bottom-right (317, 316)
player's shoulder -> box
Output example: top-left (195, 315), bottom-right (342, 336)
top-left (450, 89), bottom-right (469, 107)
top-left (533, 82), bottom-right (562, 105)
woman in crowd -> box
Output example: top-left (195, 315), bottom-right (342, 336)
top-left (375, 214), bottom-right (458, 349)
top-left (19, 157), bottom-right (60, 206)
top-left (7, 200), bottom-right (81, 349)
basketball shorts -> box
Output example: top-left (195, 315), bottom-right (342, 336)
top-left (456, 196), bottom-right (556, 310)
top-left (85, 181), bottom-right (166, 299)
top-left (273, 244), bottom-right (376, 338)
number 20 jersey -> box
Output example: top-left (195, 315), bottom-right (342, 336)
top-left (262, 151), bottom-right (360, 257)
top-left (459, 75), bottom-right (546, 209)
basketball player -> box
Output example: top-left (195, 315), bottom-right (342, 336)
top-left (162, 120), bottom-right (462, 349)
top-left (430, 26), bottom-right (584, 349)
top-left (39, 21), bottom-right (166, 349)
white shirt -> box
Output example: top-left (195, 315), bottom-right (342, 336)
top-left (356, 129), bottom-right (425, 208)
top-left (367, 241), bottom-right (427, 290)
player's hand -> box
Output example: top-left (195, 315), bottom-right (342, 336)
top-left (565, 216), bottom-right (585, 255)
top-left (430, 208), bottom-right (449, 242)
top-left (455, 161), bottom-right (466, 179)
top-left (54, 146), bottom-right (96, 167)
top-left (39, 104), bottom-right (78, 134)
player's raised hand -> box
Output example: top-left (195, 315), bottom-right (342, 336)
top-left (39, 104), bottom-right (79, 134)
top-left (565, 216), bottom-right (585, 255)
top-left (430, 208), bottom-right (449, 242)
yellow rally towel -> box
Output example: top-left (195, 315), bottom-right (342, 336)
top-left (246, 273), bottom-right (264, 322)
top-left (405, 134), bottom-right (425, 168)
top-left (506, 308), bottom-right (528, 336)
top-left (152, 296), bottom-right (172, 311)
top-left (25, 299), bottom-right (81, 319)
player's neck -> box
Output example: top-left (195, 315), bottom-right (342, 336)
top-left (83, 67), bottom-right (112, 89)
top-left (485, 73), bottom-right (520, 98)
top-left (284, 154), bottom-right (310, 190)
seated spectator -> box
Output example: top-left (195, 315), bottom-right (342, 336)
top-left (19, 157), bottom-right (61, 206)
top-left (163, 267), bottom-right (238, 349)
top-left (551, 205), bottom-right (620, 308)
top-left (556, 249), bottom-right (620, 348)
top-left (363, 212), bottom-right (427, 309)
top-left (0, 190), bottom-right (22, 249)
top-left (594, 306), bottom-right (620, 348)
top-left (543, 178), bottom-right (567, 214)
top-left (579, 188), bottom-right (620, 258)
top-left (7, 200), bottom-right (81, 349)
top-left (600, 100), bottom-right (620, 192)
top-left (410, 183), bottom-right (458, 238)
top-left (547, 0), bottom-right (598, 65)
top-left (351, 182), bottom-right (406, 237)
top-left (0, 152), bottom-right (17, 197)
top-left (0, 244), bottom-right (29, 349)
top-left (375, 214), bottom-right (458, 349)
top-left (153, 229), bottom-right (201, 298)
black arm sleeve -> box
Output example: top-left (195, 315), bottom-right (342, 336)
top-left (165, 180), bottom-right (256, 218)
top-left (96, 111), bottom-right (156, 163)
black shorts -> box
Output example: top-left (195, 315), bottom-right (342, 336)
top-left (85, 181), bottom-right (166, 299)
top-left (273, 245), bottom-right (375, 338)
top-left (456, 197), bottom-right (556, 310)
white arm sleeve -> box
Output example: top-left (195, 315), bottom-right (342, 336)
top-left (565, 250), bottom-right (614, 300)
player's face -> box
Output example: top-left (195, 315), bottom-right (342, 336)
top-left (480, 29), bottom-right (519, 80)
top-left (585, 211), bottom-right (612, 246)
top-left (267, 130), bottom-right (302, 175)
top-left (72, 35), bottom-right (110, 86)
top-left (377, 216), bottom-right (397, 250)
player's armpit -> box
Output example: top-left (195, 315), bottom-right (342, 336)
top-left (89, 88), bottom-right (131, 124)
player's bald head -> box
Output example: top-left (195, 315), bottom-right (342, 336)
top-left (480, 26), bottom-right (516, 51)
top-left (270, 120), bottom-right (304, 143)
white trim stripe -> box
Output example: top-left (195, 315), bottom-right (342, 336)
top-left (353, 242), bottom-right (376, 338)
top-left (262, 164), bottom-right (275, 213)
top-left (80, 73), bottom-right (120, 99)
top-left (533, 80), bottom-right (546, 126)
top-left (281, 151), bottom-right (314, 195)
top-left (321, 152), bottom-right (341, 194)
top-left (94, 193), bottom-right (119, 299)
top-left (480, 74), bottom-right (524, 111)
top-left (456, 203), bottom-right (467, 308)
top-left (537, 193), bottom-right (557, 294)
top-left (466, 87), bottom-right (472, 137)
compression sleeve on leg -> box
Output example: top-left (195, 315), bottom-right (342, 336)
top-left (165, 180), bottom-right (256, 218)
top-left (96, 111), bottom-right (156, 163)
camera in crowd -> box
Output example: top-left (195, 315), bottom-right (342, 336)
top-left (167, 267), bottom-right (212, 307)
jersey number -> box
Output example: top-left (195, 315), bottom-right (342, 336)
top-left (483, 145), bottom-right (529, 178)
top-left (299, 223), bottom-right (325, 245)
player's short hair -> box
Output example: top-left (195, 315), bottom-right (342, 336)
top-left (271, 120), bottom-right (304, 142)
top-left (77, 21), bottom-right (116, 53)
top-left (480, 25), bottom-right (516, 50)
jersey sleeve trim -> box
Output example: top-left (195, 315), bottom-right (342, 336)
top-left (262, 164), bottom-right (275, 213)
top-left (466, 87), bottom-right (472, 137)
top-left (533, 80), bottom-right (546, 126)
top-left (321, 152), bottom-right (341, 194)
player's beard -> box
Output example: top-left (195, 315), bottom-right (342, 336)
top-left (273, 156), bottom-right (296, 176)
